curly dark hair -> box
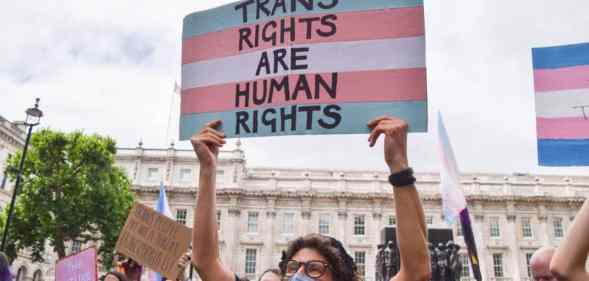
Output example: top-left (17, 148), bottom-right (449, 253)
top-left (280, 234), bottom-right (360, 281)
top-left (259, 268), bottom-right (281, 281)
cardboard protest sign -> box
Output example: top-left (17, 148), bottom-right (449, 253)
top-left (180, 0), bottom-right (427, 139)
top-left (55, 247), bottom-right (97, 281)
top-left (532, 42), bottom-right (589, 166)
top-left (115, 202), bottom-right (191, 280)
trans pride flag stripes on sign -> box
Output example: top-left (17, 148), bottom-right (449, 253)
top-left (532, 42), bottom-right (589, 166)
top-left (180, 0), bottom-right (427, 139)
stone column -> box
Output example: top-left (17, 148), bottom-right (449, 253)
top-left (227, 196), bottom-right (242, 272)
top-left (371, 212), bottom-right (383, 281)
top-left (336, 198), bottom-right (348, 243)
top-left (301, 198), bottom-right (312, 235)
top-left (473, 207), bottom-right (489, 281)
top-left (537, 205), bottom-right (551, 246)
top-left (506, 213), bottom-right (522, 281)
top-left (264, 209), bottom-right (276, 270)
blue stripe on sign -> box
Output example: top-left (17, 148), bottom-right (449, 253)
top-left (179, 101), bottom-right (427, 139)
top-left (183, 0), bottom-right (423, 39)
top-left (532, 42), bottom-right (589, 69)
top-left (538, 139), bottom-right (589, 166)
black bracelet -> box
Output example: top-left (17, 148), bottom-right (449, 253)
top-left (388, 168), bottom-right (416, 187)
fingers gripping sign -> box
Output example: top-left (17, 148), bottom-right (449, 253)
top-left (367, 116), bottom-right (410, 173)
top-left (190, 120), bottom-right (226, 167)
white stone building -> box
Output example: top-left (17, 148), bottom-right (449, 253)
top-left (0, 115), bottom-right (26, 208)
top-left (116, 143), bottom-right (589, 281)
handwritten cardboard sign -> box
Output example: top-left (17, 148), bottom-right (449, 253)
top-left (55, 247), bottom-right (97, 281)
top-left (180, 0), bottom-right (428, 139)
top-left (115, 202), bottom-right (191, 280)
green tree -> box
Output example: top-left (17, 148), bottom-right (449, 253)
top-left (0, 129), bottom-right (134, 268)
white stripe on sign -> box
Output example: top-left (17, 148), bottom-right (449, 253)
top-left (181, 36), bottom-right (425, 89)
top-left (536, 88), bottom-right (589, 118)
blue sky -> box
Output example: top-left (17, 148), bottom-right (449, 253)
top-left (2, 0), bottom-right (589, 175)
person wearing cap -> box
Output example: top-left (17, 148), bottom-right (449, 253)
top-left (190, 116), bottom-right (431, 281)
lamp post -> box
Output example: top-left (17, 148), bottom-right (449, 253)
top-left (1, 98), bottom-right (43, 251)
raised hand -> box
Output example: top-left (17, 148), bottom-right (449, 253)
top-left (367, 116), bottom-right (409, 173)
top-left (190, 120), bottom-right (226, 169)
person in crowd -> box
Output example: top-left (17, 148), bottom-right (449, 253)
top-left (0, 252), bottom-right (12, 281)
top-left (258, 268), bottom-right (281, 281)
top-left (549, 199), bottom-right (589, 281)
top-left (190, 116), bottom-right (431, 281)
top-left (104, 271), bottom-right (128, 281)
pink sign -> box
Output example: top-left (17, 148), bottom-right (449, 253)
top-left (55, 247), bottom-right (98, 281)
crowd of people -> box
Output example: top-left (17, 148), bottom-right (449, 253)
top-left (0, 116), bottom-right (587, 281)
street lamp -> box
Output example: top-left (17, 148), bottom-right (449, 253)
top-left (1, 98), bottom-right (43, 251)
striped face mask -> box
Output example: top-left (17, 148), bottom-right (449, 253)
top-left (289, 272), bottom-right (315, 281)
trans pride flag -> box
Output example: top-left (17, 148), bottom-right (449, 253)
top-left (437, 112), bottom-right (482, 281)
top-left (533, 42), bottom-right (589, 166)
top-left (180, 0), bottom-right (427, 139)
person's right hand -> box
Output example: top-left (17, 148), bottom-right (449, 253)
top-left (190, 120), bottom-right (226, 169)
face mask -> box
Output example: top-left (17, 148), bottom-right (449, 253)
top-left (290, 272), bottom-right (315, 281)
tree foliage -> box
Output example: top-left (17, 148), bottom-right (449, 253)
top-left (0, 129), bottom-right (134, 269)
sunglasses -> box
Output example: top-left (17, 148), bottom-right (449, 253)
top-left (281, 260), bottom-right (330, 278)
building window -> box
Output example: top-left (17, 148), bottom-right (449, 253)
top-left (217, 210), bottom-right (222, 230)
top-left (553, 217), bottom-right (564, 238)
top-left (426, 216), bottom-right (433, 225)
top-left (32, 270), bottom-right (43, 281)
top-left (179, 168), bottom-right (192, 182)
top-left (354, 215), bottom-right (365, 236)
top-left (176, 209), bottom-right (187, 225)
top-left (489, 217), bottom-right (501, 238)
top-left (245, 249), bottom-right (257, 275)
top-left (521, 217), bottom-right (533, 238)
top-left (147, 168), bottom-right (159, 181)
top-left (319, 214), bottom-right (331, 235)
top-left (354, 251), bottom-right (366, 278)
top-left (492, 253), bottom-right (504, 277)
top-left (387, 215), bottom-right (396, 226)
top-left (282, 212), bottom-right (295, 234)
top-left (247, 212), bottom-right (259, 233)
top-left (71, 240), bottom-right (82, 253)
top-left (526, 252), bottom-right (534, 278)
top-left (456, 221), bottom-right (463, 237)
top-left (459, 255), bottom-right (470, 278)
top-left (217, 170), bottom-right (225, 176)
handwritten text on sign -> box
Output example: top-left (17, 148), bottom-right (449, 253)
top-left (115, 202), bottom-right (191, 280)
top-left (180, 0), bottom-right (428, 138)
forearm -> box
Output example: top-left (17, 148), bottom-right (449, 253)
top-left (551, 199), bottom-right (589, 281)
top-left (192, 166), bottom-right (233, 281)
top-left (393, 185), bottom-right (431, 281)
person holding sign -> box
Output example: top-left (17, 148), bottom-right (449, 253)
top-left (190, 116), bottom-right (430, 281)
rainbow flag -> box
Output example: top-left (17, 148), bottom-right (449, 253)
top-left (180, 0), bottom-right (427, 139)
top-left (533, 42), bottom-right (589, 166)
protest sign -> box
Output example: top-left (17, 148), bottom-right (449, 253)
top-left (55, 247), bottom-right (97, 281)
top-left (532, 42), bottom-right (589, 166)
top-left (180, 0), bottom-right (428, 139)
top-left (115, 202), bottom-right (191, 280)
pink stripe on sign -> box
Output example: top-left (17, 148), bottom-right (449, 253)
top-left (182, 7), bottom-right (424, 64)
top-left (181, 68), bottom-right (426, 114)
top-left (534, 65), bottom-right (589, 92)
top-left (537, 117), bottom-right (589, 139)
